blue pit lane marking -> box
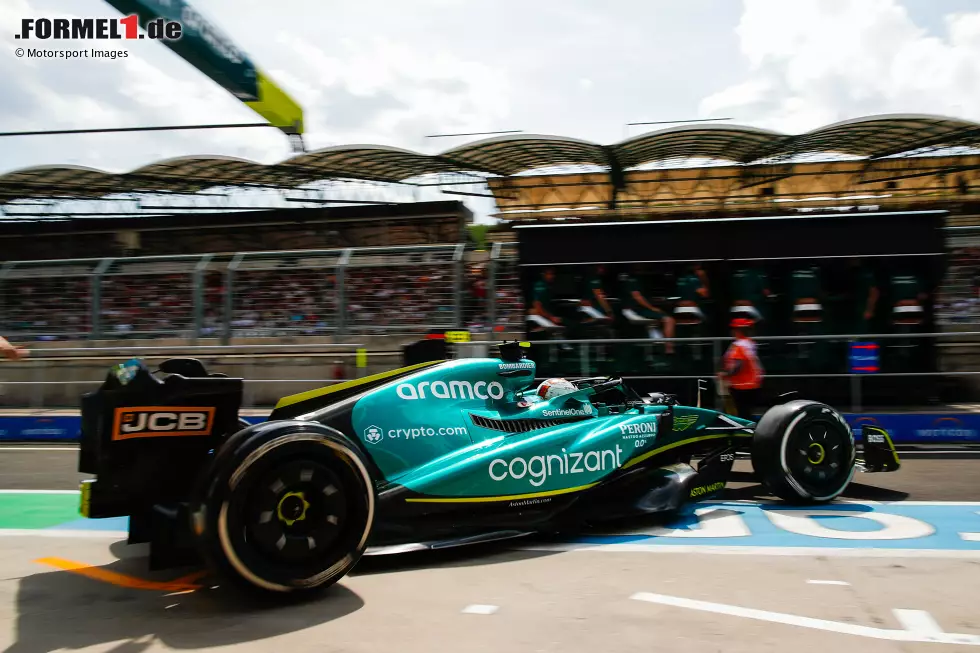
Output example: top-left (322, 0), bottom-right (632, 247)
top-left (48, 516), bottom-right (129, 531)
top-left (567, 501), bottom-right (980, 552)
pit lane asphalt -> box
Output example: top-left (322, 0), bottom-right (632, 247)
top-left (1, 444), bottom-right (977, 501)
top-left (0, 447), bottom-right (978, 653)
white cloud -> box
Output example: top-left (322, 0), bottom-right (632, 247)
top-left (700, 0), bottom-right (980, 134)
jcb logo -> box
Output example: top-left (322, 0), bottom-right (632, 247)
top-left (112, 406), bottom-right (215, 441)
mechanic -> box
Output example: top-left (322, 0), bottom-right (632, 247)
top-left (618, 266), bottom-right (676, 354)
top-left (717, 317), bottom-right (764, 419)
top-left (730, 263), bottom-right (770, 325)
top-left (789, 263), bottom-right (824, 324)
top-left (890, 268), bottom-right (929, 327)
top-left (674, 262), bottom-right (709, 325)
top-left (578, 264), bottom-right (614, 324)
top-left (849, 258), bottom-right (879, 335)
top-left (0, 336), bottom-right (28, 360)
top-left (526, 267), bottom-right (564, 334)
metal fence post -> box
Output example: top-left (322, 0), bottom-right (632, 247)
top-left (453, 243), bottom-right (465, 329)
top-left (90, 258), bottom-right (114, 340)
top-left (337, 249), bottom-right (351, 337)
top-left (489, 242), bottom-right (502, 330)
top-left (851, 374), bottom-right (862, 413)
top-left (191, 254), bottom-right (213, 344)
top-left (845, 338), bottom-right (864, 412)
top-left (223, 253), bottom-right (244, 346)
top-left (0, 261), bottom-right (14, 333)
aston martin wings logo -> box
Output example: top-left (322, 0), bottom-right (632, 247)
top-left (673, 415), bottom-right (699, 431)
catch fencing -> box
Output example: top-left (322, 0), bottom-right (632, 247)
top-left (0, 243), bottom-right (524, 343)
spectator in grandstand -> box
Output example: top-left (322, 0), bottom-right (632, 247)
top-left (730, 263), bottom-right (771, 325)
top-left (618, 265), bottom-right (676, 354)
top-left (673, 262), bottom-right (709, 325)
top-left (464, 265), bottom-right (488, 329)
top-left (0, 336), bottom-right (28, 360)
top-left (527, 267), bottom-right (564, 333)
top-left (717, 317), bottom-right (764, 419)
top-left (578, 265), bottom-right (614, 324)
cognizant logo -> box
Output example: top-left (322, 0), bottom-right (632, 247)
top-left (396, 380), bottom-right (504, 401)
top-left (489, 445), bottom-right (624, 487)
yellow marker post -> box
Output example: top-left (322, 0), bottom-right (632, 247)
top-left (355, 348), bottom-right (367, 378)
top-left (444, 331), bottom-right (471, 343)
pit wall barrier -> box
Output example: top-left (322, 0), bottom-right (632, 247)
top-left (2, 412), bottom-right (978, 444)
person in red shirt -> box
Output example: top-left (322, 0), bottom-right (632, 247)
top-left (717, 317), bottom-right (764, 419)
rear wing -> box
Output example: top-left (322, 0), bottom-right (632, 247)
top-left (78, 358), bottom-right (243, 518)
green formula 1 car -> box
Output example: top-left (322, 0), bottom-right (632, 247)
top-left (77, 341), bottom-right (900, 596)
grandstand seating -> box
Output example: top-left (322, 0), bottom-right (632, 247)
top-left (0, 244), bottom-right (524, 342)
top-left (936, 246), bottom-right (980, 324)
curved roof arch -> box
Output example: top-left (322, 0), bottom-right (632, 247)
top-left (125, 154), bottom-right (284, 192)
top-left (781, 114), bottom-right (980, 160)
top-left (612, 123), bottom-right (790, 169)
top-left (0, 164), bottom-right (120, 200)
top-left (282, 143), bottom-right (457, 183)
top-left (440, 133), bottom-right (608, 176)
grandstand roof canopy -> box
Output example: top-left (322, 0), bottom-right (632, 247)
top-left (2, 113), bottom-right (979, 204)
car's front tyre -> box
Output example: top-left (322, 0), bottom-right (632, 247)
top-left (192, 421), bottom-right (375, 596)
top-left (751, 400), bottom-right (856, 504)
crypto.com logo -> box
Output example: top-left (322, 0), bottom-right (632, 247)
top-left (14, 16), bottom-right (182, 41)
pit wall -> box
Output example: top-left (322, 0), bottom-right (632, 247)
top-left (0, 333), bottom-right (513, 408)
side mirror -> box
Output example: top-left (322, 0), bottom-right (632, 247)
top-left (697, 378), bottom-right (708, 407)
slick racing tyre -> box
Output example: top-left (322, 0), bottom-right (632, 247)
top-left (751, 400), bottom-right (856, 504)
top-left (191, 420), bottom-right (375, 596)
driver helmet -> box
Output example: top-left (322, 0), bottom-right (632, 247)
top-left (537, 377), bottom-right (577, 400)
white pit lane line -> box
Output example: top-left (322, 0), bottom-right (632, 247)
top-left (806, 579), bottom-right (850, 586)
top-left (462, 604), bottom-right (499, 615)
top-left (630, 592), bottom-right (980, 645)
top-left (0, 528), bottom-right (128, 539)
top-left (0, 489), bottom-right (80, 494)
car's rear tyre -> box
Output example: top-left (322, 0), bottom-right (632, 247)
top-left (192, 420), bottom-right (375, 596)
top-left (751, 400), bottom-right (855, 504)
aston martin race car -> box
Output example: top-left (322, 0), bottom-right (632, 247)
top-left (77, 341), bottom-right (899, 596)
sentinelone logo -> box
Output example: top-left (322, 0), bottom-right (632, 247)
top-left (15, 16), bottom-right (182, 41)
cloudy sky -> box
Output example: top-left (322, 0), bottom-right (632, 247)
top-left (1, 0), bottom-right (979, 212)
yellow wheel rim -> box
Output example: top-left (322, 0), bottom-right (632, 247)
top-left (276, 491), bottom-right (310, 527)
top-left (807, 442), bottom-right (826, 465)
